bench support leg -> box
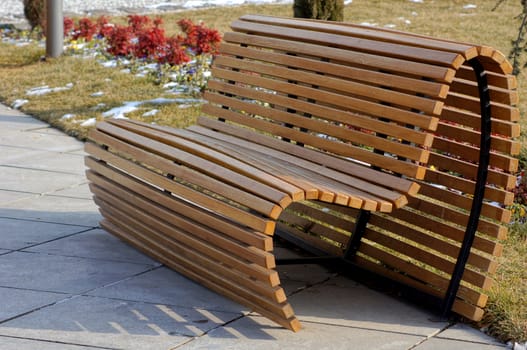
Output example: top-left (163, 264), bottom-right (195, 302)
top-left (275, 209), bottom-right (371, 265)
top-left (440, 58), bottom-right (492, 319)
top-left (343, 209), bottom-right (371, 261)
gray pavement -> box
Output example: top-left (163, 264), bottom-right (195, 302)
top-left (0, 103), bottom-right (507, 349)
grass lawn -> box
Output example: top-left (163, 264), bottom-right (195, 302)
top-left (0, 0), bottom-right (525, 343)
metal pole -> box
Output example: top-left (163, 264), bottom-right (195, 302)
top-left (46, 0), bottom-right (63, 58)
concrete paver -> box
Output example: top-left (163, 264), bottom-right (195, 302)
top-left (0, 295), bottom-right (219, 349)
top-left (87, 266), bottom-right (245, 314)
top-left (0, 166), bottom-right (84, 194)
top-left (0, 287), bottom-right (68, 322)
top-left (0, 217), bottom-right (88, 250)
top-left (0, 189), bottom-right (38, 205)
top-left (0, 251), bottom-right (154, 294)
top-left (0, 104), bottom-right (508, 349)
top-left (1, 150), bottom-right (87, 175)
top-left (179, 314), bottom-right (425, 350)
top-left (23, 228), bottom-right (159, 265)
top-left (435, 323), bottom-right (506, 346)
top-left (0, 195), bottom-right (101, 227)
top-left (48, 183), bottom-right (93, 200)
top-left (414, 338), bottom-right (507, 349)
top-left (289, 275), bottom-right (448, 336)
top-left (0, 336), bottom-right (101, 350)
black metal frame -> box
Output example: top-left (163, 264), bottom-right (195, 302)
top-left (439, 58), bottom-right (492, 318)
top-left (276, 209), bottom-right (371, 266)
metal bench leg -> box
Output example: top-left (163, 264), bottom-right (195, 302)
top-left (440, 58), bottom-right (492, 319)
top-left (343, 209), bottom-right (371, 261)
top-left (275, 208), bottom-right (371, 265)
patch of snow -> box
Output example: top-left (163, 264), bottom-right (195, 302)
top-left (145, 97), bottom-right (204, 105)
top-left (142, 109), bottom-right (159, 117)
top-left (102, 101), bottom-right (142, 119)
top-left (26, 83), bottom-right (73, 96)
top-left (60, 113), bottom-right (76, 120)
top-left (409, 0), bottom-right (423, 2)
top-left (101, 60), bottom-right (117, 68)
top-left (463, 4), bottom-right (477, 9)
top-left (384, 24), bottom-right (397, 28)
top-left (344, 0), bottom-right (352, 4)
top-left (11, 99), bottom-right (28, 109)
top-left (90, 91), bottom-right (104, 97)
top-left (163, 82), bottom-right (179, 89)
top-left (80, 118), bottom-right (97, 127)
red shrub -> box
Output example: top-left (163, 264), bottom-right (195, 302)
top-left (128, 14), bottom-right (151, 32)
top-left (105, 24), bottom-right (135, 56)
top-left (162, 36), bottom-right (190, 65)
top-left (64, 15), bottom-right (221, 66)
top-left (73, 17), bottom-right (98, 41)
top-left (97, 16), bottom-right (114, 38)
top-left (177, 19), bottom-right (221, 55)
top-left (134, 17), bottom-right (167, 60)
top-left (63, 17), bottom-right (74, 37)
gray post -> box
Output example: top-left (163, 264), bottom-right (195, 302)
top-left (46, 0), bottom-right (63, 57)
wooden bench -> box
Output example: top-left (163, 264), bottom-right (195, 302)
top-left (84, 15), bottom-right (520, 332)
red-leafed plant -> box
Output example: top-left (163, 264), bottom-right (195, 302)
top-left (72, 17), bottom-right (98, 41)
top-left (63, 17), bottom-right (75, 37)
top-left (162, 36), bottom-right (191, 65)
top-left (178, 19), bottom-right (222, 55)
top-left (104, 24), bottom-right (135, 57)
top-left (63, 15), bottom-right (221, 66)
top-left (134, 17), bottom-right (168, 61)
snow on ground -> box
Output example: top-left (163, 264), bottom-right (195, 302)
top-left (0, 0), bottom-right (292, 24)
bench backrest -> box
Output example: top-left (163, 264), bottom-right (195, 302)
top-left (200, 15), bottom-right (465, 180)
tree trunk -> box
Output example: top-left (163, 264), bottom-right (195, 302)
top-left (293, 0), bottom-right (344, 21)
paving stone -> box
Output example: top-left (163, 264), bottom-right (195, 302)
top-left (0, 295), bottom-right (230, 349)
top-left (0, 145), bottom-right (47, 164)
top-left (2, 151), bottom-right (86, 175)
top-left (0, 166), bottom-right (83, 194)
top-left (0, 217), bottom-right (88, 250)
top-left (414, 337), bottom-right (507, 349)
top-left (436, 323), bottom-right (506, 346)
top-left (0, 195), bottom-right (101, 227)
top-left (0, 189), bottom-right (38, 205)
top-left (0, 128), bottom-right (83, 153)
top-left (0, 108), bottom-right (48, 131)
top-left (180, 314), bottom-right (424, 350)
top-left (48, 183), bottom-right (93, 200)
top-left (0, 286), bottom-right (68, 322)
top-left (288, 275), bottom-right (446, 337)
top-left (87, 266), bottom-right (245, 314)
top-left (0, 251), bottom-right (153, 294)
top-left (24, 228), bottom-right (158, 265)
top-left (0, 336), bottom-right (99, 350)
top-left (275, 261), bottom-right (336, 285)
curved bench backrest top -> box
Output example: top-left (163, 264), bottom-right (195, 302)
top-left (201, 15), bottom-right (517, 183)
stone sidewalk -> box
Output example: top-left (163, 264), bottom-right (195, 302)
top-left (0, 104), bottom-right (507, 349)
